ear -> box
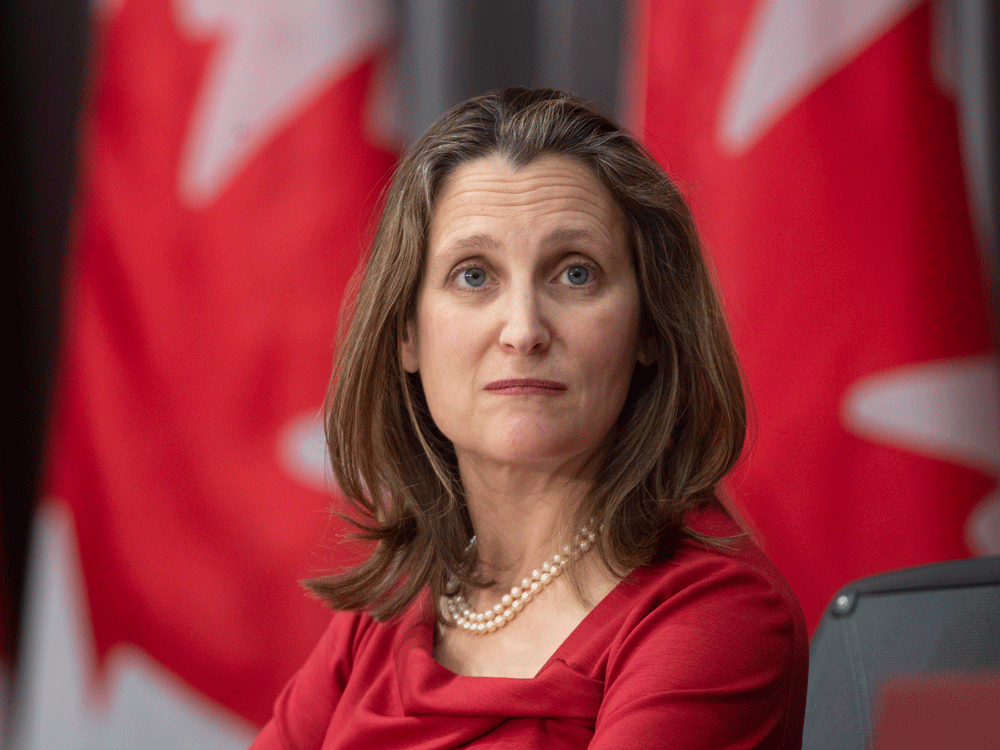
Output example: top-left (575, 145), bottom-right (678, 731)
top-left (400, 322), bottom-right (419, 373)
top-left (636, 334), bottom-right (657, 366)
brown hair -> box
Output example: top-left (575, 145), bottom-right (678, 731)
top-left (307, 88), bottom-right (746, 620)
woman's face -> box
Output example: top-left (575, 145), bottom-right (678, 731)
top-left (401, 154), bottom-right (646, 476)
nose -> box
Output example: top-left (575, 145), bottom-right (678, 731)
top-left (498, 286), bottom-right (550, 355)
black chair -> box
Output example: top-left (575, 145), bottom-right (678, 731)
top-left (802, 555), bottom-right (1000, 750)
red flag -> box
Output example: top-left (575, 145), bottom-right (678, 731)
top-left (45, 0), bottom-right (397, 731)
top-left (635, 0), bottom-right (998, 630)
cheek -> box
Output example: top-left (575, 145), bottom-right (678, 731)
top-left (580, 300), bottom-right (641, 374)
top-left (419, 308), bottom-right (479, 372)
top-left (415, 309), bottom-right (482, 418)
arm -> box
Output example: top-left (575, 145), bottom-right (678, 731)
top-left (249, 610), bottom-right (366, 750)
top-left (590, 558), bottom-right (808, 750)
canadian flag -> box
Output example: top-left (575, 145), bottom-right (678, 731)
top-left (635, 0), bottom-right (999, 630)
top-left (15, 0), bottom-right (397, 746)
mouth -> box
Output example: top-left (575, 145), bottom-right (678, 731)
top-left (483, 378), bottom-right (568, 395)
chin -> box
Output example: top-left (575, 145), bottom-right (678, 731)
top-left (480, 426), bottom-right (597, 469)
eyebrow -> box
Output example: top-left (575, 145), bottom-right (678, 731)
top-left (442, 233), bottom-right (502, 256)
top-left (540, 227), bottom-right (610, 250)
top-left (440, 227), bottom-right (609, 258)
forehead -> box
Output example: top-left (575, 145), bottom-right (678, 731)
top-left (428, 154), bottom-right (622, 252)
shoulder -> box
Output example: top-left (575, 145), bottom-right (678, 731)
top-left (613, 504), bottom-right (806, 678)
top-left (265, 608), bottom-right (388, 750)
top-left (642, 504), bottom-right (802, 626)
top-left (585, 505), bottom-right (808, 749)
top-left (317, 607), bottom-right (384, 660)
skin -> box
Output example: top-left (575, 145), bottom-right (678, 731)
top-left (401, 154), bottom-right (649, 678)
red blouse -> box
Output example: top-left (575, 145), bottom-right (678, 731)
top-left (251, 507), bottom-right (808, 749)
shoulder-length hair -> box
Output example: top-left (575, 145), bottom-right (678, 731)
top-left (307, 88), bottom-right (746, 620)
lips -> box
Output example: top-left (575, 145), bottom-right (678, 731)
top-left (483, 378), bottom-right (568, 394)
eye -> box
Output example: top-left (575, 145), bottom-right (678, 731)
top-left (561, 265), bottom-right (591, 286)
top-left (457, 266), bottom-right (489, 288)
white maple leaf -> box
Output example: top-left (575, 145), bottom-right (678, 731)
top-left (718, 0), bottom-right (919, 152)
top-left (278, 409), bottom-right (338, 495)
top-left (9, 504), bottom-right (258, 750)
top-left (842, 355), bottom-right (1000, 555)
top-left (175, 0), bottom-right (389, 205)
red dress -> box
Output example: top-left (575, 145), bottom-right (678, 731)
top-left (251, 507), bottom-right (808, 749)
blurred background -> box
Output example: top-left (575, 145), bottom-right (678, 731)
top-left (4, 0), bottom-right (997, 747)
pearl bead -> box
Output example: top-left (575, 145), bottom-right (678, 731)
top-left (445, 518), bottom-right (598, 634)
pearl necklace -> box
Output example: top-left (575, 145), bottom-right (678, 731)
top-left (444, 520), bottom-right (598, 634)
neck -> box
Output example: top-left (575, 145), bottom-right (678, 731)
top-left (458, 456), bottom-right (593, 590)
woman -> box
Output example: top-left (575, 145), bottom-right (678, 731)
top-left (251, 88), bottom-right (808, 749)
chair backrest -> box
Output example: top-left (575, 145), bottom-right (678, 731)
top-left (802, 555), bottom-right (1000, 750)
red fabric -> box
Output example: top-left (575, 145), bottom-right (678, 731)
top-left (47, 0), bottom-right (397, 725)
top-left (635, 0), bottom-right (996, 631)
top-left (251, 507), bottom-right (808, 750)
